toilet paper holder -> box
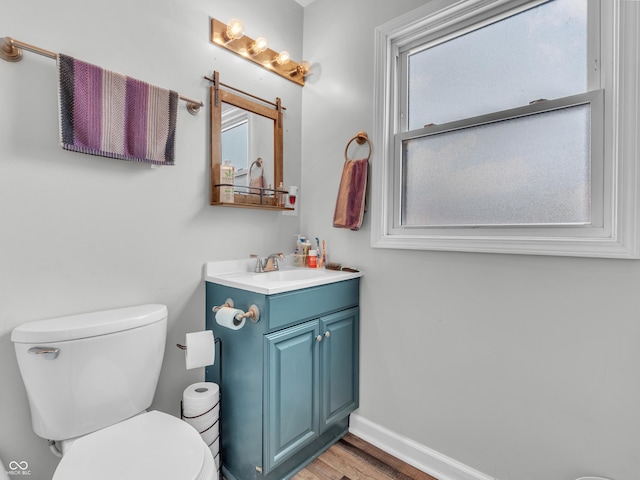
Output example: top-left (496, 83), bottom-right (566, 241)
top-left (212, 298), bottom-right (260, 323)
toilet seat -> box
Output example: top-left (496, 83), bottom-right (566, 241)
top-left (53, 411), bottom-right (214, 480)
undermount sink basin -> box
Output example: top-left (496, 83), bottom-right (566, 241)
top-left (205, 258), bottom-right (362, 294)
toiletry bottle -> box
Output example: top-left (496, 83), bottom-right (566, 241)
top-left (220, 161), bottom-right (235, 203)
top-left (308, 250), bottom-right (318, 268)
top-left (300, 237), bottom-right (311, 267)
top-left (294, 235), bottom-right (304, 267)
top-left (320, 240), bottom-right (327, 268)
top-left (277, 182), bottom-right (285, 207)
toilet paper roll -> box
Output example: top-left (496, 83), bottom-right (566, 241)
top-left (184, 405), bottom-right (219, 443)
top-left (215, 306), bottom-right (245, 330)
top-left (182, 382), bottom-right (220, 461)
top-left (184, 403), bottom-right (219, 425)
top-left (184, 413), bottom-right (218, 443)
top-left (184, 330), bottom-right (215, 370)
top-left (183, 382), bottom-right (219, 417)
top-left (199, 420), bottom-right (219, 446)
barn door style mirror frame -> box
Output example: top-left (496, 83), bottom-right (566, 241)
top-left (209, 71), bottom-right (291, 211)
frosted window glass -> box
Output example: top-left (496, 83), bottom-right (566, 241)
top-left (408, 0), bottom-right (587, 129)
top-left (401, 104), bottom-right (591, 226)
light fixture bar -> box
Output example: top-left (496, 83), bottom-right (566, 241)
top-left (210, 18), bottom-right (306, 87)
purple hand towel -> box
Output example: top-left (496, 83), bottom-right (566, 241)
top-left (57, 54), bottom-right (178, 165)
top-left (333, 158), bottom-right (368, 231)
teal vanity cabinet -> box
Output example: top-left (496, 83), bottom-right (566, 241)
top-left (205, 277), bottom-right (360, 480)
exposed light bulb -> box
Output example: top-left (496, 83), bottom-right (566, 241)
top-left (291, 60), bottom-right (311, 77)
top-left (274, 50), bottom-right (290, 66)
top-left (249, 37), bottom-right (268, 56)
top-left (224, 18), bottom-right (244, 42)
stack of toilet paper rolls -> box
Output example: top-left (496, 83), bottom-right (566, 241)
top-left (182, 382), bottom-right (220, 474)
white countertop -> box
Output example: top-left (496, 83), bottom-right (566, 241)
top-left (204, 256), bottom-right (362, 294)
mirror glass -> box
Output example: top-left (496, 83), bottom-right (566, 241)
top-left (210, 75), bottom-right (284, 209)
top-left (221, 105), bottom-right (274, 191)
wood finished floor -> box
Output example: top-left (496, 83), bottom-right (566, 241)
top-left (292, 433), bottom-right (437, 480)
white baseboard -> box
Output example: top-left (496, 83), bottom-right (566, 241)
top-left (348, 413), bottom-right (496, 480)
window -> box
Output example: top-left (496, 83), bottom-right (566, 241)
top-left (371, 0), bottom-right (640, 258)
top-left (400, 95), bottom-right (599, 228)
top-left (222, 106), bottom-right (249, 180)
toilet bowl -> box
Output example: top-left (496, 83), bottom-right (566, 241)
top-left (54, 411), bottom-right (214, 480)
top-left (11, 304), bottom-right (215, 480)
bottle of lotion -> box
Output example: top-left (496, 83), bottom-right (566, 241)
top-left (308, 250), bottom-right (318, 268)
top-left (220, 161), bottom-right (235, 203)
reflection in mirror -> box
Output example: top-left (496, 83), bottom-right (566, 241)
top-left (222, 106), bottom-right (275, 192)
top-left (210, 71), bottom-right (288, 210)
top-left (221, 105), bottom-right (249, 178)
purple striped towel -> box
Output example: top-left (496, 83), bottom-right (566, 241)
top-left (57, 54), bottom-right (178, 165)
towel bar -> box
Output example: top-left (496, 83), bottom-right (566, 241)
top-left (1, 36), bottom-right (204, 115)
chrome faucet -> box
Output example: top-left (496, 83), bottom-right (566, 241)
top-left (251, 253), bottom-right (285, 273)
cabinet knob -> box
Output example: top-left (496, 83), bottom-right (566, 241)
top-left (324, 331), bottom-right (331, 338)
top-left (316, 335), bottom-right (323, 343)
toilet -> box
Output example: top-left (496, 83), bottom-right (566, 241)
top-left (11, 304), bottom-right (215, 480)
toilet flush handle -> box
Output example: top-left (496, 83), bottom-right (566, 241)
top-left (28, 347), bottom-right (60, 360)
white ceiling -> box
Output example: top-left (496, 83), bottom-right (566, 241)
top-left (295, 0), bottom-right (315, 6)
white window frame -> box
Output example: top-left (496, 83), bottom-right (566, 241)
top-left (371, 0), bottom-right (640, 258)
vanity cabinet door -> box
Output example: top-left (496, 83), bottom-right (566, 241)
top-left (264, 320), bottom-right (320, 473)
top-left (320, 307), bottom-right (360, 430)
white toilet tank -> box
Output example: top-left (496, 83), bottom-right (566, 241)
top-left (11, 304), bottom-right (168, 441)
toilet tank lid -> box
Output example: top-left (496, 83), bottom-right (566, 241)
top-left (11, 304), bottom-right (168, 344)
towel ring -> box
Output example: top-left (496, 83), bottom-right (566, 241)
top-left (345, 131), bottom-right (372, 162)
top-left (249, 158), bottom-right (265, 184)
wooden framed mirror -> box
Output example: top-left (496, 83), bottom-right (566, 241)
top-left (210, 71), bottom-right (289, 210)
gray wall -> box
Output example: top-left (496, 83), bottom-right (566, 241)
top-left (0, 1), bottom-right (302, 478)
top-left (300, 1), bottom-right (640, 480)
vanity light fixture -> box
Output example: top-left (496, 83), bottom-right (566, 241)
top-left (210, 17), bottom-right (309, 86)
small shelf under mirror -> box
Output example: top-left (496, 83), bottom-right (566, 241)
top-left (211, 184), bottom-right (292, 210)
